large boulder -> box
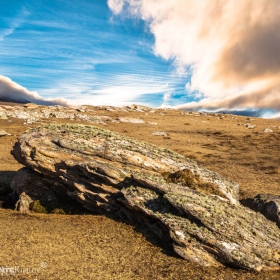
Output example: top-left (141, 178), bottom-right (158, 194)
top-left (10, 124), bottom-right (280, 271)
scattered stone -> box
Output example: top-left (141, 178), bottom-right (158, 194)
top-left (244, 123), bottom-right (256, 129)
top-left (117, 117), bottom-right (145, 124)
top-left (148, 122), bottom-right (157, 125)
top-left (151, 131), bottom-right (168, 136)
top-left (264, 128), bottom-right (273, 133)
top-left (132, 104), bottom-right (150, 111)
top-left (0, 130), bottom-right (11, 136)
top-left (104, 107), bottom-right (117, 112)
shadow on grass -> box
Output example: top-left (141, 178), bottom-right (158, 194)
top-left (106, 210), bottom-right (178, 259)
top-left (0, 168), bottom-right (178, 259)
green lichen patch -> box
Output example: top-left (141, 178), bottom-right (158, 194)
top-left (51, 208), bottom-right (66, 215)
top-left (30, 200), bottom-right (47, 214)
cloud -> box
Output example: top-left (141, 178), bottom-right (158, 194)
top-left (107, 0), bottom-right (124, 14)
top-left (268, 112), bottom-right (280, 119)
top-left (44, 74), bottom-right (172, 107)
top-left (0, 75), bottom-right (70, 106)
top-left (160, 91), bottom-right (172, 108)
top-left (109, 0), bottom-right (280, 116)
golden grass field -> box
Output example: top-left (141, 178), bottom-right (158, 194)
top-left (0, 101), bottom-right (279, 279)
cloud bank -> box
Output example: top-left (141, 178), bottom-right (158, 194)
top-left (0, 75), bottom-right (70, 106)
top-left (109, 0), bottom-right (280, 117)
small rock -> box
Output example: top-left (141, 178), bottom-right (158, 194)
top-left (264, 128), bottom-right (273, 133)
top-left (117, 117), bottom-right (145, 124)
top-left (15, 192), bottom-right (33, 213)
top-left (151, 131), bottom-right (168, 136)
top-left (0, 130), bottom-right (11, 136)
top-left (244, 123), bottom-right (256, 129)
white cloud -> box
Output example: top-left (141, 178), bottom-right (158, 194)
top-left (0, 75), bottom-right (70, 106)
top-left (109, 0), bottom-right (280, 115)
top-left (160, 91), bottom-right (172, 108)
top-left (269, 112), bottom-right (280, 119)
top-left (36, 73), bottom-right (173, 107)
top-left (107, 0), bottom-right (124, 14)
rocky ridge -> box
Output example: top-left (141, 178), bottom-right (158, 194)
top-left (10, 123), bottom-right (280, 271)
top-left (0, 103), bottom-right (156, 125)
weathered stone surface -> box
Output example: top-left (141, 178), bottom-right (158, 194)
top-left (241, 194), bottom-right (280, 228)
top-left (121, 186), bottom-right (280, 271)
top-left (10, 124), bottom-right (280, 271)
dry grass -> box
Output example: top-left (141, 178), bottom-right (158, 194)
top-left (0, 102), bottom-right (280, 279)
top-left (1, 210), bottom-right (280, 280)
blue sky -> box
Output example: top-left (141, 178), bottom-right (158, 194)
top-left (0, 0), bottom-right (191, 107)
top-left (1, 0), bottom-right (280, 118)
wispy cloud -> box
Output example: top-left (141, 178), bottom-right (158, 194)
top-left (0, 7), bottom-right (30, 41)
top-left (108, 0), bottom-right (124, 14)
top-left (38, 73), bottom-right (175, 107)
top-left (109, 0), bottom-right (280, 116)
top-left (0, 75), bottom-right (69, 106)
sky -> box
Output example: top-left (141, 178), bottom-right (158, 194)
top-left (0, 0), bottom-right (280, 118)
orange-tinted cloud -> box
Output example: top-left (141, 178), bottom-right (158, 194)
top-left (109, 0), bottom-right (280, 116)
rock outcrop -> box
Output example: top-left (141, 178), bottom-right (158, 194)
top-left (0, 104), bottom-right (153, 125)
top-left (10, 124), bottom-right (280, 271)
